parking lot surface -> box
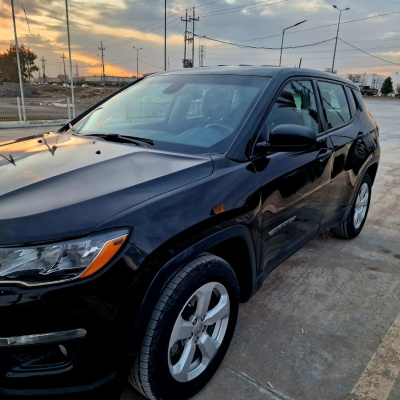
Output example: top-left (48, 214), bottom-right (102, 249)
top-left (1, 99), bottom-right (399, 400)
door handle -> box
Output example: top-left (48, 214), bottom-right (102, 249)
top-left (316, 149), bottom-right (333, 162)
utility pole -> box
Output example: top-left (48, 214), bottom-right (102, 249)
top-left (41, 56), bottom-right (46, 83)
top-left (75, 62), bottom-right (79, 80)
top-left (190, 8), bottom-right (199, 68)
top-left (181, 9), bottom-right (190, 68)
top-left (98, 41), bottom-right (106, 86)
top-left (11, 0), bottom-right (26, 121)
top-left (332, 5), bottom-right (350, 74)
top-left (133, 46), bottom-right (142, 78)
top-left (61, 52), bottom-right (67, 81)
top-left (199, 45), bottom-right (206, 67)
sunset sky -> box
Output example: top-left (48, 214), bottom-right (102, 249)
top-left (0, 0), bottom-right (399, 79)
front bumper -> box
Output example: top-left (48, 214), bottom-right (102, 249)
top-left (0, 243), bottom-right (146, 399)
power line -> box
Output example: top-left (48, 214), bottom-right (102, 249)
top-left (201, 10), bottom-right (400, 52)
top-left (76, 1), bottom-right (227, 52)
top-left (193, 33), bottom-right (335, 50)
top-left (195, 0), bottom-right (227, 9)
top-left (287, 11), bottom-right (400, 36)
top-left (198, 0), bottom-right (291, 17)
top-left (20, 3), bottom-right (31, 34)
top-left (338, 38), bottom-right (400, 66)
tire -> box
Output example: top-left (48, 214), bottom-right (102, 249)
top-left (332, 173), bottom-right (372, 239)
top-left (129, 254), bottom-right (239, 400)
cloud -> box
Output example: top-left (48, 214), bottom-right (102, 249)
top-left (1, 0), bottom-right (400, 77)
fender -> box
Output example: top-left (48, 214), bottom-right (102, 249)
top-left (343, 153), bottom-right (380, 219)
top-left (122, 224), bottom-right (257, 359)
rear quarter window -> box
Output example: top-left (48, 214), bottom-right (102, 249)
top-left (345, 86), bottom-right (357, 116)
top-left (352, 88), bottom-right (374, 120)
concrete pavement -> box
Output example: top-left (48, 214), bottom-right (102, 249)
top-left (123, 99), bottom-right (400, 400)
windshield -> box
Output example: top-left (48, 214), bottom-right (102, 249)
top-left (74, 74), bottom-right (271, 155)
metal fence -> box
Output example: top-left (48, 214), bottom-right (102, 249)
top-left (0, 97), bottom-right (104, 128)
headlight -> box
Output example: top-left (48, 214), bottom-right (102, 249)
top-left (0, 230), bottom-right (129, 286)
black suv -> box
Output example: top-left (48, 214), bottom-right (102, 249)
top-left (0, 67), bottom-right (380, 400)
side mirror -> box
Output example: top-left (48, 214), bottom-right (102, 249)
top-left (268, 124), bottom-right (317, 152)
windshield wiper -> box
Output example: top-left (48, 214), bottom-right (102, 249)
top-left (68, 123), bottom-right (80, 135)
top-left (84, 133), bottom-right (154, 147)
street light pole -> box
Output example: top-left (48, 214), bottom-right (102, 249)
top-left (164, 0), bottom-right (167, 71)
top-left (279, 19), bottom-right (307, 67)
top-left (331, 5), bottom-right (350, 74)
top-left (133, 46), bottom-right (142, 79)
top-left (65, 0), bottom-right (75, 118)
top-left (11, 0), bottom-right (26, 121)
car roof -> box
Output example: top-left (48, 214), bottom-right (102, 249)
top-left (151, 65), bottom-right (357, 88)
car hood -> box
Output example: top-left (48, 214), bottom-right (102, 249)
top-left (0, 133), bottom-right (213, 246)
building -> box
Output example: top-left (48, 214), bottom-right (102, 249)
top-left (348, 73), bottom-right (386, 91)
top-left (391, 72), bottom-right (400, 92)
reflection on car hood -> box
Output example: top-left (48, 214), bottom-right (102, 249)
top-left (0, 133), bottom-right (213, 245)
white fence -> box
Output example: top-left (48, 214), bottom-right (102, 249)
top-left (0, 97), bottom-right (102, 128)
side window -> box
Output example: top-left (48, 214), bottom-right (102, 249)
top-left (318, 81), bottom-right (351, 129)
top-left (345, 86), bottom-right (357, 116)
top-left (264, 80), bottom-right (319, 140)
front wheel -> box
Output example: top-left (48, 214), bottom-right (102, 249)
top-left (129, 254), bottom-right (239, 400)
top-left (332, 173), bottom-right (372, 239)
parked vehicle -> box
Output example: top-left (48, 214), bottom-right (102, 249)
top-left (359, 85), bottom-right (378, 96)
top-left (0, 66), bottom-right (380, 400)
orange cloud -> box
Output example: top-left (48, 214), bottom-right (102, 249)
top-left (87, 64), bottom-right (133, 77)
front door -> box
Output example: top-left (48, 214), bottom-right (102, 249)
top-left (253, 79), bottom-right (333, 277)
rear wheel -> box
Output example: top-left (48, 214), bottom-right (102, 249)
top-left (332, 173), bottom-right (372, 239)
top-left (129, 254), bottom-right (239, 400)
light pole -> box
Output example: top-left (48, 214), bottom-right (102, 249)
top-left (133, 46), bottom-right (142, 78)
top-left (11, 0), bottom-right (26, 121)
top-left (164, 0), bottom-right (167, 71)
top-left (279, 19), bottom-right (307, 67)
top-left (65, 0), bottom-right (75, 118)
top-left (331, 5), bottom-right (350, 74)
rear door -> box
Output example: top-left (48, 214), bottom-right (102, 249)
top-left (316, 81), bottom-right (366, 227)
top-left (252, 79), bottom-right (333, 277)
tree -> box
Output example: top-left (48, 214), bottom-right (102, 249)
top-left (380, 77), bottom-right (394, 96)
top-left (0, 45), bottom-right (39, 83)
top-left (396, 84), bottom-right (400, 94)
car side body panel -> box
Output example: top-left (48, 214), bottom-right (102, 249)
top-left (0, 67), bottom-right (380, 398)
